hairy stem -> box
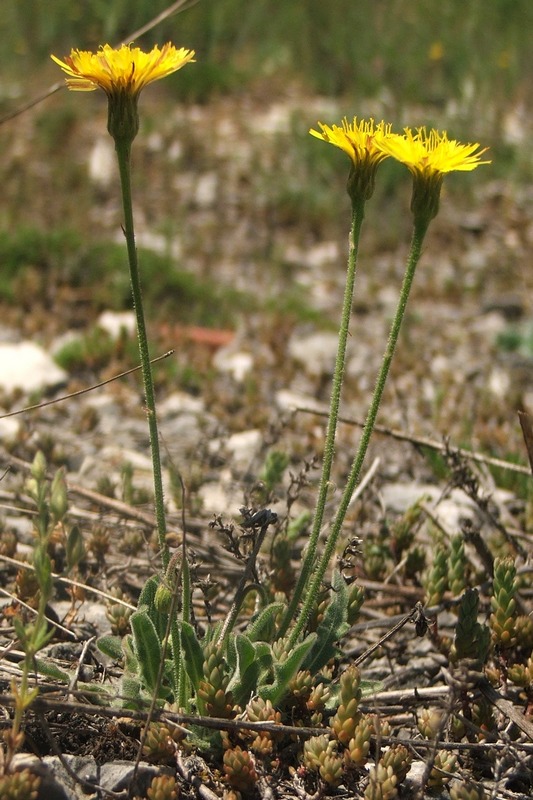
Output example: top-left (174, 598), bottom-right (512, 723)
top-left (289, 217), bottom-right (430, 646)
top-left (278, 198), bottom-right (365, 637)
top-left (115, 141), bottom-right (169, 570)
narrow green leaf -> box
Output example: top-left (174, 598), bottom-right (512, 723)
top-left (122, 634), bottom-right (139, 674)
top-left (225, 634), bottom-right (255, 694)
top-left (97, 634), bottom-right (124, 661)
top-left (130, 609), bottom-right (163, 694)
top-left (66, 524), bottom-right (85, 570)
top-left (304, 570), bottom-right (349, 675)
top-left (137, 575), bottom-right (160, 609)
top-left (262, 632), bottom-right (317, 705)
top-left (34, 657), bottom-right (71, 683)
top-left (120, 675), bottom-right (142, 706)
top-left (246, 602), bottom-right (286, 643)
top-left (227, 636), bottom-right (274, 706)
top-left (179, 621), bottom-right (204, 691)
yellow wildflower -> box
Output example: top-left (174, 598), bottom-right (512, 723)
top-left (310, 118), bottom-right (393, 202)
top-left (51, 43), bottom-right (195, 95)
top-left (51, 43), bottom-right (195, 143)
top-left (378, 127), bottom-right (490, 221)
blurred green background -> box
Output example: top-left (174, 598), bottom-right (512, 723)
top-left (0, 1), bottom-right (530, 468)
top-left (1, 0), bottom-right (531, 136)
top-left (0, 0), bottom-right (531, 333)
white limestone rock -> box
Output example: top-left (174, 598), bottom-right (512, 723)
top-left (0, 342), bottom-right (66, 394)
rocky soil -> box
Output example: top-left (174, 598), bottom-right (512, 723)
top-left (1, 88), bottom-right (533, 798)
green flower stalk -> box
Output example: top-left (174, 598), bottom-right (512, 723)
top-left (287, 125), bottom-right (490, 647)
top-left (279, 118), bottom-right (392, 637)
top-left (52, 43), bottom-right (195, 570)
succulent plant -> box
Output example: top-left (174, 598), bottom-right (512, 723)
top-left (331, 665), bottom-right (362, 745)
top-left (490, 556), bottom-right (518, 648)
top-left (223, 745), bottom-right (258, 791)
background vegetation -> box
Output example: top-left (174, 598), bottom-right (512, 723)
top-left (1, 0), bottom-right (532, 130)
top-left (0, 1), bottom-right (530, 453)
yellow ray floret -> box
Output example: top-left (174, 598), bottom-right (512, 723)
top-left (51, 43), bottom-right (195, 96)
top-left (310, 117), bottom-right (393, 167)
top-left (378, 127), bottom-right (491, 176)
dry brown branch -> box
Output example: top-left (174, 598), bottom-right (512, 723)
top-left (176, 751), bottom-right (221, 800)
top-left (0, 693), bottom-right (326, 739)
top-left (479, 680), bottom-right (533, 741)
top-left (296, 406), bottom-right (531, 476)
top-left (0, 0), bottom-right (200, 127)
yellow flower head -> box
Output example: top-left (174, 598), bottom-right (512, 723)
top-left (310, 118), bottom-right (393, 202)
top-left (51, 43), bottom-right (195, 95)
top-left (378, 127), bottom-right (490, 222)
top-left (51, 43), bottom-right (195, 143)
top-left (378, 127), bottom-right (490, 176)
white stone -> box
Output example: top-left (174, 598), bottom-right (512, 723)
top-left (284, 241), bottom-right (340, 270)
top-left (198, 480), bottom-right (234, 515)
top-left (159, 391), bottom-right (205, 416)
top-left (225, 429), bottom-right (262, 467)
top-left (0, 416), bottom-right (21, 443)
top-left (275, 389), bottom-right (326, 413)
top-left (488, 366), bottom-right (511, 399)
top-left (288, 331), bottom-right (339, 377)
top-left (249, 102), bottom-right (292, 135)
top-left (0, 342), bottom-right (66, 394)
top-left (97, 310), bottom-right (136, 339)
top-left (194, 172), bottom-right (218, 208)
top-left (213, 349), bottom-right (254, 382)
top-left (88, 137), bottom-right (115, 187)
top-left (380, 482), bottom-right (480, 532)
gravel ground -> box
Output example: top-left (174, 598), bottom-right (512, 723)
top-left (1, 89), bottom-right (533, 799)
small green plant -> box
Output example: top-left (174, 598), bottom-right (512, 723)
top-left (0, 768), bottom-right (41, 800)
top-left (3, 452), bottom-right (71, 767)
top-left (453, 588), bottom-right (490, 665)
top-left (223, 745), bottom-right (258, 792)
top-left (424, 543), bottom-right (449, 607)
top-left (3, 30), bottom-right (491, 796)
top-left (448, 534), bottom-right (468, 597)
top-left (53, 325), bottom-right (124, 372)
top-left (146, 773), bottom-right (178, 800)
top-left (427, 750), bottom-right (458, 790)
top-left (449, 780), bottom-right (486, 800)
top-left (489, 556), bottom-right (518, 648)
top-left (303, 734), bottom-right (344, 787)
top-left (331, 665), bottom-right (362, 745)
top-left (364, 744), bottom-right (411, 800)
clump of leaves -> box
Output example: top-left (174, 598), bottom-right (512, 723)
top-left (4, 452), bottom-right (81, 767)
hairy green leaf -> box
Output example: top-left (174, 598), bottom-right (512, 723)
top-left (130, 609), bottom-right (163, 694)
top-left (246, 601), bottom-right (286, 642)
top-left (179, 621), bottom-right (204, 691)
top-left (97, 634), bottom-right (124, 661)
top-left (304, 570), bottom-right (349, 675)
top-left (262, 632), bottom-right (317, 705)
